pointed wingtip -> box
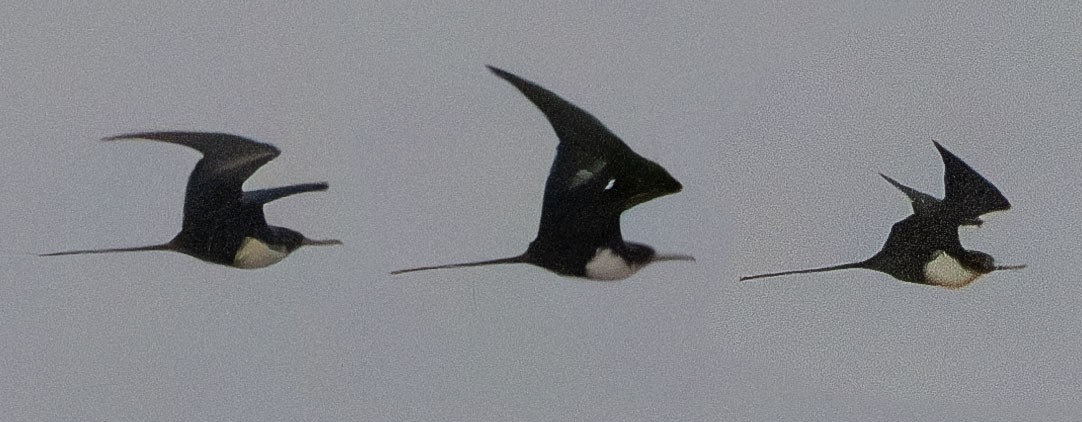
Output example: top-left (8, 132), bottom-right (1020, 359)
top-left (878, 172), bottom-right (899, 185)
top-left (934, 140), bottom-right (1012, 214)
top-left (486, 65), bottom-right (521, 85)
top-left (101, 131), bottom-right (186, 142)
top-left (98, 132), bottom-right (282, 163)
top-left (308, 182), bottom-right (331, 191)
top-left (878, 175), bottom-right (912, 199)
top-left (932, 139), bottom-right (945, 152)
top-left (932, 139), bottom-right (958, 162)
top-left (879, 172), bottom-right (941, 205)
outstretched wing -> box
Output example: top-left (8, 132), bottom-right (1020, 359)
top-left (879, 173), bottom-right (941, 214)
top-left (242, 183), bottom-right (329, 205)
top-left (486, 66), bottom-right (635, 161)
top-left (105, 131), bottom-right (280, 233)
top-left (934, 141), bottom-right (1010, 218)
top-left (487, 66), bottom-right (682, 254)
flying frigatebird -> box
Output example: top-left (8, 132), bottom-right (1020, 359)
top-left (42, 132), bottom-right (340, 268)
top-left (741, 141), bottom-right (1023, 288)
top-left (392, 66), bottom-right (693, 280)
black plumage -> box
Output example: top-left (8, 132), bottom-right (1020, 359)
top-left (392, 66), bottom-right (692, 280)
top-left (42, 132), bottom-right (340, 268)
top-left (741, 141), bottom-right (1023, 287)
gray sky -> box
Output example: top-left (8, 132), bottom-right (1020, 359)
top-left (1, 2), bottom-right (1080, 420)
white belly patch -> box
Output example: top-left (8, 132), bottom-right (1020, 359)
top-left (924, 251), bottom-right (982, 288)
top-left (233, 237), bottom-right (289, 269)
top-left (585, 248), bottom-right (641, 280)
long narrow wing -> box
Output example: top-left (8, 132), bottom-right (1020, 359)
top-left (242, 182), bottom-right (329, 205)
top-left (487, 66), bottom-right (682, 252)
top-left (879, 173), bottom-right (941, 214)
top-left (486, 66), bottom-right (635, 160)
top-left (105, 132), bottom-right (280, 232)
top-left (934, 141), bottom-right (1010, 218)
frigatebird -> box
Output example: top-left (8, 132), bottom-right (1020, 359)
top-left (741, 141), bottom-right (1023, 288)
top-left (392, 66), bottom-right (693, 280)
top-left (42, 132), bottom-right (340, 268)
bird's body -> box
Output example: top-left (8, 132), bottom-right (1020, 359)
top-left (741, 141), bottom-right (1023, 287)
top-left (392, 66), bottom-right (692, 280)
top-left (42, 132), bottom-right (340, 268)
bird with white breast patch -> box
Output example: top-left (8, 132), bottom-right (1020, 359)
top-left (42, 132), bottom-right (340, 268)
top-left (741, 141), bottom-right (1024, 288)
top-left (393, 66), bottom-right (693, 280)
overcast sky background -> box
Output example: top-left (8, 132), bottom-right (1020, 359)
top-left (1, 2), bottom-right (1080, 421)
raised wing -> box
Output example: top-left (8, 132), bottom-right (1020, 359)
top-left (487, 66), bottom-right (635, 160)
top-left (105, 131), bottom-right (280, 233)
top-left (487, 66), bottom-right (682, 252)
top-left (879, 173), bottom-right (941, 214)
top-left (934, 141), bottom-right (1010, 218)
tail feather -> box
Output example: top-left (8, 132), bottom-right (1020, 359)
top-left (40, 242), bottom-right (176, 257)
top-left (391, 255), bottom-right (528, 275)
top-left (740, 261), bottom-right (866, 281)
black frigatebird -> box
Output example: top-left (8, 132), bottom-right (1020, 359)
top-left (392, 66), bottom-right (693, 280)
top-left (741, 141), bottom-right (1024, 288)
top-left (42, 132), bottom-right (341, 268)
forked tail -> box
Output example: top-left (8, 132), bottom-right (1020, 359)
top-left (391, 255), bottom-right (528, 275)
top-left (39, 242), bottom-right (176, 257)
top-left (740, 261), bottom-right (866, 281)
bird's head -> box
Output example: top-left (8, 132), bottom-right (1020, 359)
top-left (960, 250), bottom-right (996, 274)
top-left (269, 226), bottom-right (342, 252)
top-left (619, 158), bottom-right (683, 210)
